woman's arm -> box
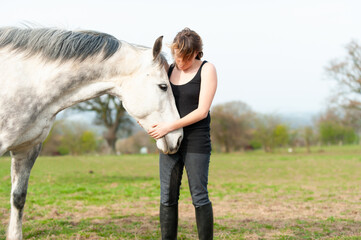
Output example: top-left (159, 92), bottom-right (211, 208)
top-left (148, 62), bottom-right (218, 139)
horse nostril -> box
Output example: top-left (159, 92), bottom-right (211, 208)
top-left (167, 135), bottom-right (183, 154)
top-left (177, 136), bottom-right (182, 147)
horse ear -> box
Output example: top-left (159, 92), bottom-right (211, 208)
top-left (153, 36), bottom-right (163, 60)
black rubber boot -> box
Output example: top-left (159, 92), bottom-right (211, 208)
top-left (160, 203), bottom-right (178, 240)
top-left (195, 202), bottom-right (214, 240)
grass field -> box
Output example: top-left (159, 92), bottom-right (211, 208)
top-left (0, 146), bottom-right (361, 239)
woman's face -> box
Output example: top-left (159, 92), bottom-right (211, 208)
top-left (174, 49), bottom-right (197, 71)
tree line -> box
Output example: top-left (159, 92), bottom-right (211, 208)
top-left (42, 40), bottom-right (361, 155)
top-left (210, 101), bottom-right (360, 153)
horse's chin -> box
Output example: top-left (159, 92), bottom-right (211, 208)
top-left (156, 137), bottom-right (179, 155)
top-left (156, 138), bottom-right (169, 154)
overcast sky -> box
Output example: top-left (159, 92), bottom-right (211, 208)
top-left (1, 0), bottom-right (361, 114)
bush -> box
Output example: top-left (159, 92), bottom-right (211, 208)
top-left (42, 120), bottom-right (99, 155)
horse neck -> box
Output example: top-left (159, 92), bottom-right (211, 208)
top-left (50, 43), bottom-right (143, 114)
top-left (48, 60), bottom-right (118, 114)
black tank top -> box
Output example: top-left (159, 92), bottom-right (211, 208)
top-left (168, 61), bottom-right (211, 154)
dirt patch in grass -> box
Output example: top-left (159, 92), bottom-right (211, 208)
top-left (2, 194), bottom-right (357, 239)
top-left (217, 193), bottom-right (361, 220)
top-left (21, 191), bottom-right (360, 222)
top-left (40, 233), bottom-right (105, 240)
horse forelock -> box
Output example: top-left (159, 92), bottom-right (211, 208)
top-left (0, 27), bottom-right (121, 63)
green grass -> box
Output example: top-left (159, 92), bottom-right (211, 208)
top-left (1, 145), bottom-right (361, 239)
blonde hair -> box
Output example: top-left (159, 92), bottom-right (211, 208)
top-left (170, 28), bottom-right (203, 61)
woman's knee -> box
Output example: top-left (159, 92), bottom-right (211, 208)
top-left (192, 193), bottom-right (211, 208)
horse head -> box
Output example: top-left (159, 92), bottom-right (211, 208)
top-left (114, 36), bottom-right (183, 154)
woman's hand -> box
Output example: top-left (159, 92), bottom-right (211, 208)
top-left (148, 122), bottom-right (173, 139)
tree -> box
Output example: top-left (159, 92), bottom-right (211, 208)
top-left (272, 124), bottom-right (289, 148)
top-left (42, 120), bottom-right (99, 155)
top-left (316, 108), bottom-right (359, 145)
top-left (71, 94), bottom-right (133, 154)
top-left (80, 131), bottom-right (97, 153)
top-left (318, 121), bottom-right (357, 145)
top-left (326, 40), bottom-right (361, 110)
top-left (210, 101), bottom-right (255, 152)
top-left (343, 108), bottom-right (361, 135)
top-left (253, 114), bottom-right (289, 152)
top-left (302, 126), bottom-right (315, 153)
top-left (325, 40), bottom-right (361, 141)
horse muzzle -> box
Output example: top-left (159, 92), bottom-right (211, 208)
top-left (156, 129), bottom-right (183, 154)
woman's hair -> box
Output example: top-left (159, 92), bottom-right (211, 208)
top-left (171, 28), bottom-right (203, 61)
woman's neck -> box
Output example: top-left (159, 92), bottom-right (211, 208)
top-left (179, 59), bottom-right (201, 73)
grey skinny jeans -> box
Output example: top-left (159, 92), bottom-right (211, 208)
top-left (159, 152), bottom-right (211, 207)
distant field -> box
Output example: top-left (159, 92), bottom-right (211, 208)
top-left (1, 146), bottom-right (361, 239)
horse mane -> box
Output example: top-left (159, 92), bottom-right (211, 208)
top-left (131, 42), bottom-right (169, 69)
top-left (0, 27), bottom-right (121, 62)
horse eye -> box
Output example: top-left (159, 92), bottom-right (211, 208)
top-left (158, 84), bottom-right (168, 91)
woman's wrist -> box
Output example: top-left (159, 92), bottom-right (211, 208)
top-left (169, 120), bottom-right (180, 133)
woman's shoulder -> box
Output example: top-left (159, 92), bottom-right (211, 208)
top-left (201, 61), bottom-right (217, 76)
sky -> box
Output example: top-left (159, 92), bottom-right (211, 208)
top-left (1, 0), bottom-right (361, 115)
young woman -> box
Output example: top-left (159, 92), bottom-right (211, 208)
top-left (148, 28), bottom-right (217, 240)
